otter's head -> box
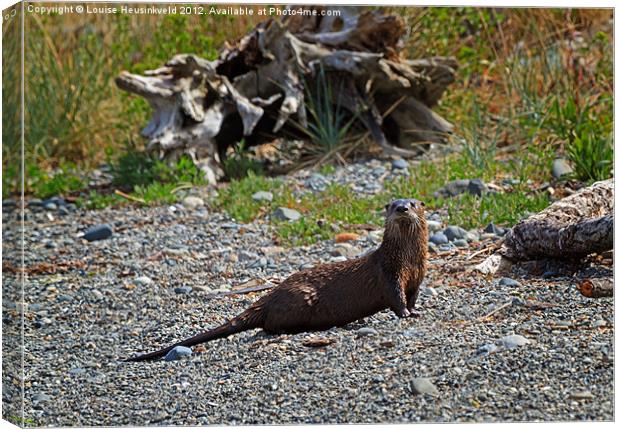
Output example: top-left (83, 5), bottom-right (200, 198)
top-left (384, 198), bottom-right (427, 232)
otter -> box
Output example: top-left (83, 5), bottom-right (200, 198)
top-left (126, 198), bottom-right (428, 362)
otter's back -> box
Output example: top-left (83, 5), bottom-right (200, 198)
top-left (261, 256), bottom-right (384, 332)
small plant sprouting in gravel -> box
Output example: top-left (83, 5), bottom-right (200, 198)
top-left (222, 139), bottom-right (264, 180)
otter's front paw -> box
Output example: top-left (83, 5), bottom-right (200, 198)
top-left (395, 308), bottom-right (411, 318)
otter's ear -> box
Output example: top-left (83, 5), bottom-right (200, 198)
top-left (384, 204), bottom-right (390, 211)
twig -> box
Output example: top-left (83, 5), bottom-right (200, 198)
top-left (207, 283), bottom-right (277, 299)
top-left (478, 300), bottom-right (512, 321)
top-left (171, 184), bottom-right (194, 194)
top-left (342, 132), bottom-right (371, 158)
top-left (382, 95), bottom-right (407, 119)
top-left (114, 189), bottom-right (145, 204)
top-left (467, 247), bottom-right (493, 261)
top-left (206, 277), bottom-right (281, 299)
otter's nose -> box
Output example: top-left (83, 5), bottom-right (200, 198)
top-left (396, 205), bottom-right (408, 213)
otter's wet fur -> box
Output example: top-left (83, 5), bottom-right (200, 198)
top-left (126, 198), bottom-right (428, 362)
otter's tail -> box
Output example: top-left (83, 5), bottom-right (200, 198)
top-left (125, 308), bottom-right (263, 362)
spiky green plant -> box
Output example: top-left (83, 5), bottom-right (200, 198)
top-left (302, 66), bottom-right (357, 154)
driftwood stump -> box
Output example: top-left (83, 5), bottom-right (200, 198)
top-left (115, 6), bottom-right (457, 183)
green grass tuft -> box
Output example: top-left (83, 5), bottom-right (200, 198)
top-left (214, 172), bottom-right (283, 222)
top-left (221, 140), bottom-right (264, 180)
top-left (76, 191), bottom-right (125, 210)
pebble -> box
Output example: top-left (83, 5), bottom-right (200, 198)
top-left (272, 207), bottom-right (301, 221)
top-left (467, 179), bottom-right (488, 196)
top-left (476, 344), bottom-right (499, 356)
top-left (480, 232), bottom-right (497, 240)
top-left (443, 226), bottom-right (467, 241)
top-left (499, 277), bottom-right (521, 287)
top-left (57, 294), bottom-right (73, 302)
top-left (249, 257), bottom-right (268, 268)
top-left (465, 230), bottom-right (479, 242)
top-left (164, 346), bottom-right (192, 361)
top-left (429, 232), bottom-right (448, 245)
top-left (552, 158), bottom-right (573, 179)
top-left (151, 411), bottom-right (170, 422)
top-left (434, 179), bottom-right (470, 198)
top-left (44, 202), bottom-right (58, 211)
top-left (569, 390), bottom-right (594, 401)
top-left (453, 239), bottom-right (468, 248)
top-left (421, 287), bottom-right (438, 297)
top-left (58, 206), bottom-right (70, 216)
top-left (592, 319), bottom-right (607, 328)
top-left (305, 174), bottom-right (329, 191)
top-left (483, 222), bottom-right (506, 236)
top-left (391, 159), bottom-right (408, 170)
top-left (32, 393), bottom-right (51, 403)
top-left (82, 224), bottom-right (113, 242)
top-left (331, 243), bottom-right (360, 258)
top-left (251, 191), bottom-right (273, 202)
top-left (29, 303), bottom-right (44, 312)
top-left (367, 230), bottom-right (383, 244)
top-left (182, 196), bottom-right (205, 210)
top-left (334, 233), bottom-right (360, 243)
top-left (174, 286), bottom-right (193, 295)
top-left (357, 327), bottom-right (378, 337)
top-left (498, 334), bottom-right (530, 349)
top-left (371, 167), bottom-right (387, 176)
top-left (426, 220), bottom-right (442, 232)
top-left (34, 318), bottom-right (52, 329)
top-left (88, 290), bottom-right (104, 301)
top-left (134, 276), bottom-right (154, 286)
top-left (237, 250), bottom-right (255, 262)
top-left (50, 197), bottom-right (66, 206)
top-left (410, 378), bottom-right (439, 396)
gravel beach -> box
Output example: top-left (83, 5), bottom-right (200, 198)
top-left (2, 160), bottom-right (614, 426)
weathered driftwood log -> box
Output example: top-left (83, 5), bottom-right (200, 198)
top-left (475, 179), bottom-right (614, 276)
top-left (578, 278), bottom-right (613, 298)
top-left (115, 6), bottom-right (457, 183)
top-left (500, 179), bottom-right (614, 261)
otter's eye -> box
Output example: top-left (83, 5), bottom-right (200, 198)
top-left (420, 201), bottom-right (426, 207)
